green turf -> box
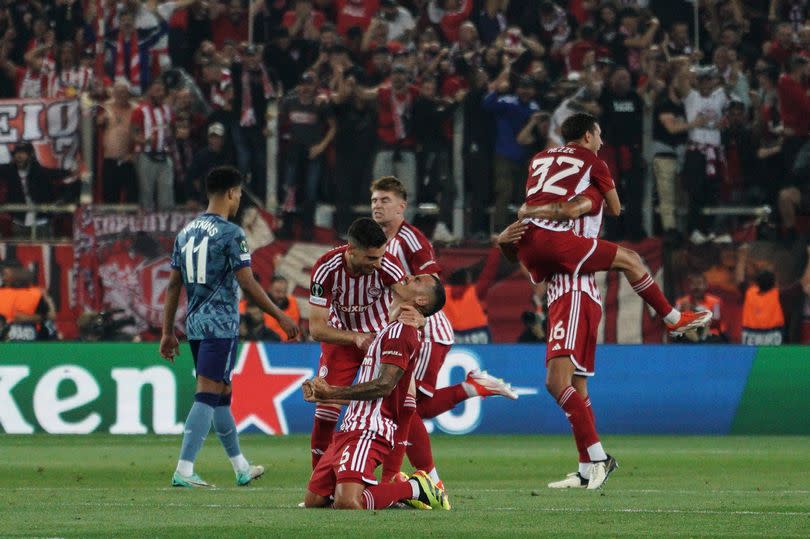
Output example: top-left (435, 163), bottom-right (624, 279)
top-left (1, 435), bottom-right (808, 537)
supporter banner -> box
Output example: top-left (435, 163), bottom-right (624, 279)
top-left (0, 97), bottom-right (82, 171)
top-left (73, 208), bottom-right (198, 336)
top-left (1, 343), bottom-right (808, 435)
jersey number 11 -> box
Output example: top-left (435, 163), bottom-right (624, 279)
top-left (181, 236), bottom-right (209, 284)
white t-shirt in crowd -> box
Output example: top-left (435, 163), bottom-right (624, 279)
top-left (385, 7), bottom-right (416, 42)
top-left (684, 87), bottom-right (728, 146)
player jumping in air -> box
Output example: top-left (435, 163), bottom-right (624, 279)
top-left (370, 176), bottom-right (517, 490)
top-left (499, 113), bottom-right (713, 489)
top-left (302, 274), bottom-right (450, 511)
top-left (161, 166), bottom-right (299, 488)
top-left (501, 184), bottom-right (614, 489)
top-left (500, 113), bottom-right (712, 336)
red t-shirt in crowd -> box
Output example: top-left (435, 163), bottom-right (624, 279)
top-left (211, 15), bottom-right (249, 48)
top-left (336, 0), bottom-right (380, 35)
top-left (777, 73), bottom-right (810, 137)
top-left (282, 9), bottom-right (326, 32)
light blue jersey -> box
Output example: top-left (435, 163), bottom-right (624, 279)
top-left (171, 213), bottom-right (251, 340)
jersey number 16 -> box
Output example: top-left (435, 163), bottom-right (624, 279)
top-left (527, 156), bottom-right (585, 197)
top-left (181, 236), bottom-right (209, 284)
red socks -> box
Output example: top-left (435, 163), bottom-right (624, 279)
top-left (311, 405), bottom-right (340, 469)
top-left (381, 395), bottom-right (417, 482)
top-left (406, 411), bottom-right (435, 473)
top-left (578, 397), bottom-right (595, 463)
top-left (630, 272), bottom-right (673, 318)
top-left (363, 480), bottom-right (413, 509)
top-left (558, 386), bottom-right (599, 457)
top-left (417, 384), bottom-right (468, 419)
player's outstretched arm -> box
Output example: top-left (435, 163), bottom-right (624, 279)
top-left (309, 304), bottom-right (373, 350)
top-left (305, 363), bottom-right (405, 402)
top-left (160, 269), bottom-right (183, 363)
top-left (235, 267), bottom-right (300, 340)
top-left (518, 195), bottom-right (594, 222)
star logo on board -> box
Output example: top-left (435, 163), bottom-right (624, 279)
top-left (230, 342), bottom-right (313, 435)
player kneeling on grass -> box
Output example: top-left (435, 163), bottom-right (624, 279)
top-left (301, 275), bottom-right (450, 511)
top-left (161, 166), bottom-right (299, 488)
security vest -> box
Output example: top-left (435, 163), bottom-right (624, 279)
top-left (742, 285), bottom-right (784, 331)
top-left (263, 295), bottom-right (300, 342)
top-left (0, 286), bottom-right (42, 322)
top-left (442, 285), bottom-right (488, 333)
top-left (239, 296), bottom-right (300, 341)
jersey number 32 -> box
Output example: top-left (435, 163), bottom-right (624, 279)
top-left (181, 236), bottom-right (209, 284)
top-left (527, 156), bottom-right (585, 197)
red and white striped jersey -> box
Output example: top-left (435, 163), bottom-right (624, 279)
top-left (340, 321), bottom-right (420, 447)
top-left (209, 68), bottom-right (232, 109)
top-left (386, 221), bottom-right (454, 345)
top-left (547, 186), bottom-right (604, 307)
top-left (47, 67), bottom-right (94, 98)
top-left (523, 143), bottom-right (614, 233)
top-left (309, 245), bottom-right (406, 333)
top-left (131, 101), bottom-right (172, 154)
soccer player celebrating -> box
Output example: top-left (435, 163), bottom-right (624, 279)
top-left (501, 185), bottom-right (615, 489)
top-left (503, 112), bottom-right (712, 336)
top-left (302, 274), bottom-right (450, 511)
top-left (370, 176), bottom-right (517, 489)
top-left (161, 166), bottom-right (299, 488)
top-left (308, 218), bottom-right (410, 468)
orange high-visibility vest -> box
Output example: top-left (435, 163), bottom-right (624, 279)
top-left (442, 285), bottom-right (488, 332)
top-left (239, 296), bottom-right (301, 341)
top-left (742, 285), bottom-right (784, 330)
top-left (0, 286), bottom-right (42, 322)
top-left (263, 295), bottom-right (300, 342)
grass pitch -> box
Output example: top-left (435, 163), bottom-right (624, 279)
top-left (1, 434), bottom-right (808, 537)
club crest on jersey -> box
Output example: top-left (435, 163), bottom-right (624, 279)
top-left (311, 283), bottom-right (324, 297)
top-left (319, 365), bottom-right (328, 377)
top-left (368, 286), bottom-right (382, 298)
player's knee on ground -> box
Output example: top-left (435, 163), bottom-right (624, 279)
top-left (332, 492), bottom-right (364, 510)
top-left (303, 490), bottom-right (331, 508)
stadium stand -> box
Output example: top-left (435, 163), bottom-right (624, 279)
top-left (0, 0), bottom-right (809, 343)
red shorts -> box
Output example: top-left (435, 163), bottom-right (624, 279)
top-left (413, 341), bottom-right (451, 397)
top-left (546, 291), bottom-right (602, 377)
top-left (318, 343), bottom-right (366, 386)
top-left (307, 430), bottom-right (390, 497)
top-left (517, 226), bottom-right (619, 285)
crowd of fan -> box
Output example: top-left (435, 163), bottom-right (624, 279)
top-left (0, 0), bottom-right (808, 243)
top-left (1, 0), bottom-right (810, 342)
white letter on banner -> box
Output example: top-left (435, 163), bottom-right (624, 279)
top-left (0, 367), bottom-right (34, 433)
top-left (110, 367), bottom-right (184, 434)
top-left (433, 350), bottom-right (481, 435)
top-left (46, 100), bottom-right (78, 138)
top-left (0, 104), bottom-right (18, 143)
top-left (21, 102), bottom-right (44, 140)
top-left (33, 365), bottom-right (101, 434)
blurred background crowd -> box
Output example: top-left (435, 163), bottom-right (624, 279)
top-left (0, 0), bottom-right (809, 344)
